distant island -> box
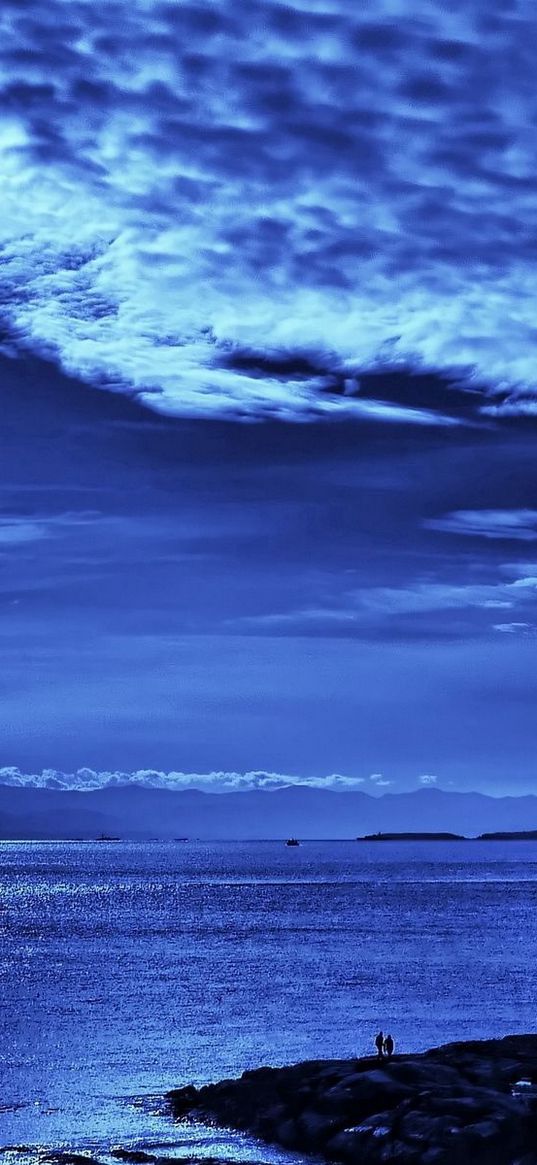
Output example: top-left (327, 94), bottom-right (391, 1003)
top-left (478, 830), bottom-right (537, 841)
top-left (357, 831), bottom-right (466, 841)
top-left (357, 830), bottom-right (537, 841)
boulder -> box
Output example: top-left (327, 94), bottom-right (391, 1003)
top-left (273, 1117), bottom-right (300, 1149)
top-left (320, 1069), bottom-right (412, 1120)
top-left (296, 1108), bottom-right (344, 1146)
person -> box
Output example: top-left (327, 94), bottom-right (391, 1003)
top-left (384, 1034), bottom-right (394, 1059)
top-left (374, 1030), bottom-right (384, 1059)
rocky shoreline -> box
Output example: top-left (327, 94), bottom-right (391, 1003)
top-left (168, 1035), bottom-right (537, 1164)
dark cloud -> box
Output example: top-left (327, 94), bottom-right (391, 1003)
top-left (0, 1), bottom-right (536, 418)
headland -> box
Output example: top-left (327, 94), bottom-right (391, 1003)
top-left (168, 1035), bottom-right (537, 1164)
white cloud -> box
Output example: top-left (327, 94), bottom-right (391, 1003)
top-left (419, 774), bottom-right (438, 786)
top-left (493, 622), bottom-right (534, 635)
top-left (0, 2), bottom-right (536, 419)
top-left (0, 767), bottom-right (367, 792)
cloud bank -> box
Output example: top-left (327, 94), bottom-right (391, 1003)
top-left (1, 1), bottom-right (537, 420)
top-left (0, 766), bottom-right (370, 792)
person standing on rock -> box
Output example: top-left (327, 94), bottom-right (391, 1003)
top-left (374, 1030), bottom-right (384, 1059)
top-left (384, 1034), bottom-right (394, 1059)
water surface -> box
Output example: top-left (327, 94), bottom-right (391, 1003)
top-left (2, 840), bottom-right (536, 1158)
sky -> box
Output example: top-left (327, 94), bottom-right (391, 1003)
top-left (1, 1), bottom-right (537, 795)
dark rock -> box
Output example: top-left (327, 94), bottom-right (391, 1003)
top-left (166, 1035), bottom-right (537, 1165)
top-left (42, 1156), bottom-right (102, 1165)
top-left (319, 1069), bottom-right (412, 1120)
top-left (398, 1110), bottom-right (460, 1142)
top-left (166, 1084), bottom-right (200, 1115)
top-left (273, 1117), bottom-right (300, 1148)
top-left (387, 1061), bottom-right (461, 1091)
top-left (296, 1107), bottom-right (344, 1146)
top-left (110, 1153), bottom-right (156, 1163)
top-left (419, 1150), bottom-right (450, 1165)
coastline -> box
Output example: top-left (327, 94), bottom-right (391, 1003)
top-left (168, 1035), bottom-right (537, 1164)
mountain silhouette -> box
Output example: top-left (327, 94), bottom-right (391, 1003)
top-left (1, 784), bottom-right (537, 840)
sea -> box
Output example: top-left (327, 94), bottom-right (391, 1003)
top-left (2, 839), bottom-right (537, 1165)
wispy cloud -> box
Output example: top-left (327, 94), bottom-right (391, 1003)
top-left (229, 568), bottom-right (537, 638)
top-left (0, 519), bottom-right (49, 545)
top-left (0, 511), bottom-right (104, 549)
top-left (425, 510), bottom-right (537, 542)
top-left (493, 622), bottom-right (536, 636)
top-left (0, 2), bottom-right (536, 419)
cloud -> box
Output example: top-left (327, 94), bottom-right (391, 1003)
top-left (229, 567), bottom-right (537, 639)
top-left (0, 2), bottom-right (536, 420)
top-left (0, 519), bottom-right (50, 545)
top-left (369, 772), bottom-right (393, 787)
top-left (419, 774), bottom-right (438, 786)
top-left (0, 766), bottom-right (367, 792)
top-left (0, 511), bottom-right (111, 553)
top-left (425, 510), bottom-right (537, 541)
top-left (0, 511), bottom-right (168, 564)
top-left (493, 622), bottom-right (535, 635)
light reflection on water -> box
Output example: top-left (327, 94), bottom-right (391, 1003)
top-left (2, 840), bottom-right (537, 1158)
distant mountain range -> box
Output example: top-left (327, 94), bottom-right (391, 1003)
top-left (1, 783), bottom-right (537, 840)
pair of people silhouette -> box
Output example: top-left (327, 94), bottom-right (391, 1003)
top-left (374, 1030), bottom-right (394, 1060)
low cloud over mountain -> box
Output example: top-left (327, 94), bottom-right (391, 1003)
top-left (0, 766), bottom-right (369, 793)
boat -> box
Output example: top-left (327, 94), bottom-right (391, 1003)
top-left (286, 837), bottom-right (300, 847)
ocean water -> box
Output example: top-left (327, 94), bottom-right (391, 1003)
top-left (2, 840), bottom-right (537, 1161)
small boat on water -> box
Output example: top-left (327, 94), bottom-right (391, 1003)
top-left (286, 837), bottom-right (300, 847)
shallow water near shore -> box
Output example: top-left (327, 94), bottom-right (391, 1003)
top-left (2, 839), bottom-right (537, 1160)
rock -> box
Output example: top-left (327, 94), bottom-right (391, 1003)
top-left (320, 1069), bottom-right (412, 1120)
top-left (273, 1117), bottom-right (299, 1148)
top-left (255, 1101), bottom-right (287, 1138)
top-left (166, 1084), bottom-right (199, 1115)
top-left (110, 1152), bottom-right (156, 1163)
top-left (398, 1110), bottom-right (460, 1144)
top-left (166, 1035), bottom-right (537, 1164)
top-left (419, 1150), bottom-right (450, 1165)
top-left (387, 1061), bottom-right (461, 1091)
top-left (42, 1156), bottom-right (102, 1165)
top-left (296, 1108), bottom-right (344, 1146)
top-left (377, 1138), bottom-right (422, 1162)
top-left (427, 1093), bottom-right (495, 1120)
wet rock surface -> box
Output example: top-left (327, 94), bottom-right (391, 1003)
top-left (168, 1035), bottom-right (537, 1164)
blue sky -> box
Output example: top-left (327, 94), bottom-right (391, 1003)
top-left (1, 1), bottom-right (537, 793)
top-left (1, 354), bottom-right (537, 793)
